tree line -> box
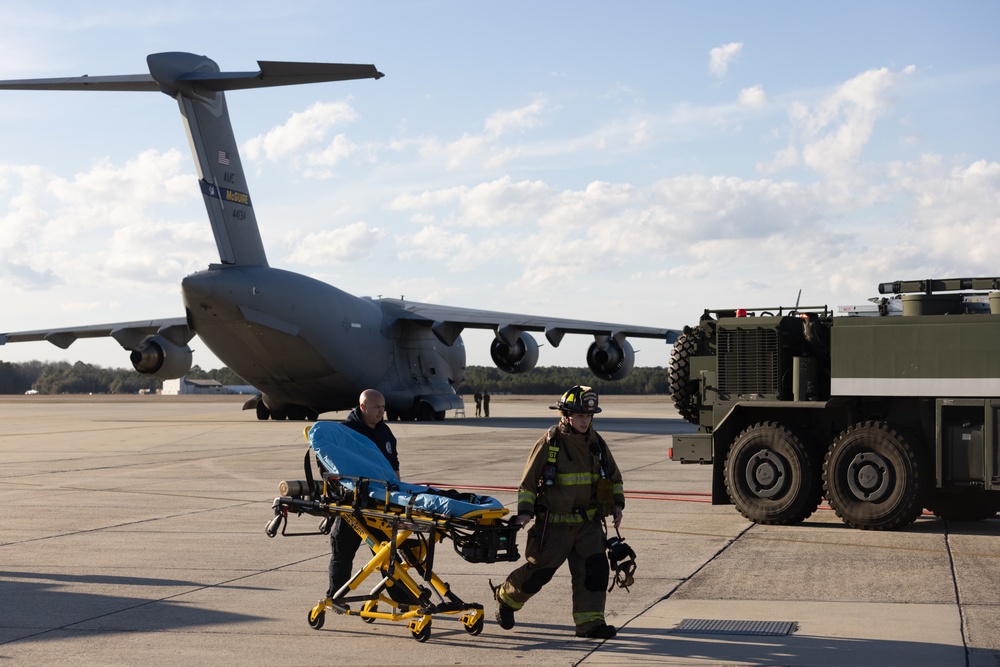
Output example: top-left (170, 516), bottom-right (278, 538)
top-left (0, 361), bottom-right (247, 395)
top-left (1, 361), bottom-right (671, 396)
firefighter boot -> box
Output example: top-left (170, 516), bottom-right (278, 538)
top-left (490, 579), bottom-right (516, 630)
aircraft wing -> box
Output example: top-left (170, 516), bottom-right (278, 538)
top-left (378, 298), bottom-right (679, 348)
top-left (0, 318), bottom-right (193, 350)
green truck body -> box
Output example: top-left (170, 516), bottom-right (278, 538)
top-left (669, 278), bottom-right (1000, 530)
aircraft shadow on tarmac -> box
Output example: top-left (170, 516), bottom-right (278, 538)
top-left (0, 571), bottom-right (266, 641)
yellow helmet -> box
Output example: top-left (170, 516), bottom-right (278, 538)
top-left (551, 385), bottom-right (602, 414)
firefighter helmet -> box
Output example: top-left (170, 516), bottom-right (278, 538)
top-left (551, 385), bottom-right (602, 414)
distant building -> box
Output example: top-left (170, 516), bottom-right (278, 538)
top-left (161, 376), bottom-right (258, 396)
top-left (162, 377), bottom-right (226, 395)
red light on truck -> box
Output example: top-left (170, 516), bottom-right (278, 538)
top-left (736, 309), bottom-right (747, 317)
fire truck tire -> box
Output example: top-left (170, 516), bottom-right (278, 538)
top-left (668, 327), bottom-right (711, 425)
top-left (824, 420), bottom-right (924, 530)
top-left (724, 421), bottom-right (822, 525)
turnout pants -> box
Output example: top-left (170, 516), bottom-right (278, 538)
top-left (499, 512), bottom-right (610, 633)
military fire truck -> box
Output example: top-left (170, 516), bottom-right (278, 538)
top-left (668, 278), bottom-right (1000, 530)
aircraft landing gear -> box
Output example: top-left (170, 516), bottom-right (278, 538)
top-left (254, 402), bottom-right (317, 421)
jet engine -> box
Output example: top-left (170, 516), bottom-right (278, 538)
top-left (490, 332), bottom-right (539, 374)
top-left (587, 337), bottom-right (634, 381)
top-left (130, 335), bottom-right (193, 379)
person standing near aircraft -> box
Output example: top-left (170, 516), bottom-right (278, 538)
top-left (326, 389), bottom-right (399, 600)
top-left (474, 391), bottom-right (483, 417)
top-left (483, 391), bottom-right (491, 417)
top-left (492, 386), bottom-right (624, 640)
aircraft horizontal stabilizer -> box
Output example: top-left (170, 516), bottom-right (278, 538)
top-left (0, 55), bottom-right (383, 95)
top-left (0, 74), bottom-right (159, 92)
top-left (197, 60), bottom-right (384, 91)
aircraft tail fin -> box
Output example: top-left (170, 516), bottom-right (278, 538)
top-left (0, 52), bottom-right (383, 267)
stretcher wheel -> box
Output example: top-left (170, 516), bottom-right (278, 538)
top-left (411, 620), bottom-right (431, 642)
top-left (308, 607), bottom-right (326, 630)
top-left (361, 600), bottom-right (377, 623)
top-left (464, 616), bottom-right (484, 636)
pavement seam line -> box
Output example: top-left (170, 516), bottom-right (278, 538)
top-left (570, 521), bottom-right (756, 666)
top-left (943, 521), bottom-right (971, 667)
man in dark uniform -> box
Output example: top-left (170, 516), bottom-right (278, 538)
top-left (493, 386), bottom-right (624, 639)
top-left (326, 389), bottom-right (399, 600)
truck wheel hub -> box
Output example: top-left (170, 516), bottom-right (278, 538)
top-left (846, 452), bottom-right (890, 502)
top-left (746, 450), bottom-right (787, 498)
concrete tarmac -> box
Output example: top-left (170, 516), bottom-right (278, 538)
top-left (1, 394), bottom-right (998, 666)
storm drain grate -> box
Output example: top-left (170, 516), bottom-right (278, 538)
top-left (673, 619), bottom-right (797, 636)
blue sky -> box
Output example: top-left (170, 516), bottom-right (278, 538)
top-left (1, 1), bottom-right (999, 372)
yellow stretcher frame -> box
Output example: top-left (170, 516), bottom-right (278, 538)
top-left (267, 474), bottom-right (517, 642)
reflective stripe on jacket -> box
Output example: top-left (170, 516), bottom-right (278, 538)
top-left (516, 421), bottom-right (624, 517)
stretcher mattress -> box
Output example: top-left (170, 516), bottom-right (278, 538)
top-left (307, 421), bottom-right (504, 518)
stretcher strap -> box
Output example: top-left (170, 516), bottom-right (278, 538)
top-left (303, 449), bottom-right (319, 502)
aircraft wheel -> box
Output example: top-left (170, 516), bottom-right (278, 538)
top-left (724, 421), bottom-right (821, 525)
top-left (824, 420), bottom-right (924, 530)
top-left (256, 403), bottom-right (270, 421)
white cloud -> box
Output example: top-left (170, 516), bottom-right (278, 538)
top-left (739, 85), bottom-right (768, 108)
top-left (889, 155), bottom-right (1000, 270)
top-left (243, 101), bottom-right (359, 163)
top-left (284, 221), bottom-right (385, 265)
top-left (709, 42), bottom-right (743, 77)
top-left (417, 100), bottom-right (547, 170)
top-left (760, 65), bottom-right (915, 192)
top-left (395, 225), bottom-right (485, 271)
top-left (0, 150), bottom-right (201, 291)
top-left (389, 177), bottom-right (554, 228)
top-left (484, 100), bottom-right (545, 136)
top-left (307, 134), bottom-right (358, 168)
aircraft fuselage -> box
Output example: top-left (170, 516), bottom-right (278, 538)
top-left (181, 265), bottom-right (466, 416)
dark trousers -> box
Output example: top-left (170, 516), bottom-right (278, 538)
top-left (327, 515), bottom-right (363, 598)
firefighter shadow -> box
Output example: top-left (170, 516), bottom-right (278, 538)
top-left (376, 619), bottom-right (973, 665)
top-left (0, 571), bottom-right (267, 641)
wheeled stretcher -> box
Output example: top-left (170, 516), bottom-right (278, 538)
top-left (265, 421), bottom-right (520, 642)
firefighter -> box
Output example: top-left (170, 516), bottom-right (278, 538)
top-left (493, 385), bottom-right (625, 639)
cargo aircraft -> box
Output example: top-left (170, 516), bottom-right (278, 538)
top-left (0, 52), bottom-right (678, 421)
